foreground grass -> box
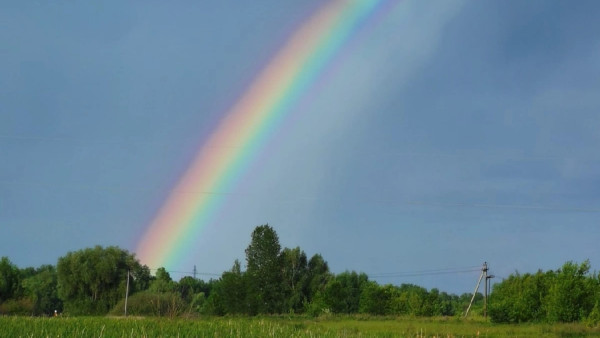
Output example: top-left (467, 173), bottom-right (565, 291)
top-left (1, 315), bottom-right (599, 337)
top-left (311, 315), bottom-right (600, 337)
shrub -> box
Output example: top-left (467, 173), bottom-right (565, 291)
top-left (110, 291), bottom-right (186, 317)
top-left (0, 298), bottom-right (34, 315)
top-left (584, 302), bottom-right (600, 328)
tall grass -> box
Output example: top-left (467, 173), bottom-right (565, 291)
top-left (1, 315), bottom-right (598, 337)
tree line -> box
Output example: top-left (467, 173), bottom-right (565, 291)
top-left (490, 260), bottom-right (600, 325)
top-left (1, 224), bottom-right (598, 325)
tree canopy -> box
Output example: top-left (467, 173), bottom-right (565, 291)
top-left (489, 260), bottom-right (599, 323)
top-left (0, 225), bottom-right (597, 324)
top-left (56, 246), bottom-right (149, 315)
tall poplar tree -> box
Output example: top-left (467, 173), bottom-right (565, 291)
top-left (245, 224), bottom-right (283, 314)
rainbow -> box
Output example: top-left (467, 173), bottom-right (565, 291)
top-left (136, 0), bottom-right (391, 268)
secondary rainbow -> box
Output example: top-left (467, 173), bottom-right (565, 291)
top-left (136, 0), bottom-right (390, 268)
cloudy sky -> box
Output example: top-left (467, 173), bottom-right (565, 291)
top-left (2, 0), bottom-right (599, 293)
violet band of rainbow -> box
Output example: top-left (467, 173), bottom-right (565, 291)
top-left (136, 0), bottom-right (390, 269)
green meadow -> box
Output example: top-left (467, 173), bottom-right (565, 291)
top-left (2, 316), bottom-right (599, 337)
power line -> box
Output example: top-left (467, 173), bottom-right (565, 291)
top-left (368, 265), bottom-right (481, 276)
top-left (3, 134), bottom-right (599, 162)
top-left (398, 200), bottom-right (600, 213)
top-left (146, 265), bottom-right (484, 280)
top-left (369, 267), bottom-right (482, 278)
top-left (0, 134), bottom-right (195, 146)
top-left (147, 267), bottom-right (220, 277)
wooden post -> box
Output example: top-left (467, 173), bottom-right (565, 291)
top-left (464, 263), bottom-right (486, 317)
top-left (124, 270), bottom-right (130, 317)
top-left (483, 262), bottom-right (488, 318)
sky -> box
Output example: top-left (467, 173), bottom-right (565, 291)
top-left (1, 0), bottom-right (599, 294)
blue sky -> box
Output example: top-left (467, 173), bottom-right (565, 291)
top-left (1, 0), bottom-right (599, 293)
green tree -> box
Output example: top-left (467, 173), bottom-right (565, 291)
top-left (177, 276), bottom-right (206, 303)
top-left (323, 271), bottom-right (368, 314)
top-left (323, 279), bottom-right (346, 313)
top-left (359, 281), bottom-right (389, 315)
top-left (489, 261), bottom-right (599, 323)
top-left (407, 286), bottom-right (427, 316)
top-left (149, 267), bottom-right (176, 293)
top-left (421, 288), bottom-right (439, 316)
top-left (217, 260), bottom-right (247, 314)
top-left (489, 271), bottom-right (546, 323)
top-left (0, 257), bottom-right (21, 303)
top-left (305, 254), bottom-right (331, 303)
top-left (57, 246), bottom-right (145, 315)
top-left (202, 281), bottom-right (225, 316)
top-left (245, 224), bottom-right (283, 314)
top-left (389, 283), bottom-right (429, 316)
top-left (198, 278), bottom-right (223, 315)
top-left (435, 291), bottom-right (456, 316)
top-left (546, 261), bottom-right (593, 322)
top-left (388, 287), bottom-right (410, 315)
top-left (281, 247), bottom-right (308, 313)
top-left (21, 265), bottom-right (62, 315)
top-left (130, 264), bottom-right (151, 292)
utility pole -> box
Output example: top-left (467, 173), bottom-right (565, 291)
top-left (482, 262), bottom-right (488, 318)
top-left (465, 262), bottom-right (487, 318)
top-left (124, 270), bottom-right (130, 317)
top-left (485, 271), bottom-right (495, 318)
top-left (193, 265), bottom-right (197, 279)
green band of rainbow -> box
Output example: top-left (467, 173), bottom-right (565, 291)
top-left (136, 0), bottom-right (389, 268)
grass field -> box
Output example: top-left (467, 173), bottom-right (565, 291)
top-left (1, 315), bottom-right (599, 337)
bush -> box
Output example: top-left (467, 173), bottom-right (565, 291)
top-left (585, 302), bottom-right (600, 328)
top-left (0, 298), bottom-right (34, 315)
top-left (189, 292), bottom-right (206, 313)
top-left (110, 291), bottom-right (186, 317)
top-left (490, 261), bottom-right (599, 323)
top-left (304, 292), bottom-right (330, 317)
